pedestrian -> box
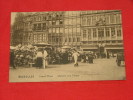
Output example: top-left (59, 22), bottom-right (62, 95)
top-left (88, 52), bottom-right (94, 64)
top-left (86, 53), bottom-right (89, 63)
top-left (43, 48), bottom-right (48, 69)
top-left (62, 52), bottom-right (67, 64)
top-left (72, 50), bottom-right (79, 67)
top-left (10, 50), bottom-right (16, 69)
top-left (36, 48), bottom-right (43, 68)
top-left (107, 51), bottom-right (110, 59)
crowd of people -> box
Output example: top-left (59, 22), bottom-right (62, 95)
top-left (10, 44), bottom-right (112, 69)
top-left (10, 45), bottom-right (37, 69)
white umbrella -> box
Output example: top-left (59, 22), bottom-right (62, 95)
top-left (10, 46), bottom-right (15, 50)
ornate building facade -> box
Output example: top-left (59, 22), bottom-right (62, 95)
top-left (80, 10), bottom-right (123, 53)
top-left (63, 11), bottom-right (81, 49)
top-left (22, 12), bottom-right (64, 47)
top-left (11, 10), bottom-right (124, 53)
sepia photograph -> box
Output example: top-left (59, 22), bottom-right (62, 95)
top-left (9, 10), bottom-right (126, 82)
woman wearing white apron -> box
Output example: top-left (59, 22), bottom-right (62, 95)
top-left (43, 49), bottom-right (48, 69)
top-left (72, 50), bottom-right (79, 67)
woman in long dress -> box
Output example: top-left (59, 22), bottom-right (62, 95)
top-left (72, 50), bottom-right (79, 67)
top-left (43, 49), bottom-right (48, 69)
top-left (36, 49), bottom-right (43, 68)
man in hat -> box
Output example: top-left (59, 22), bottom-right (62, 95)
top-left (43, 48), bottom-right (48, 69)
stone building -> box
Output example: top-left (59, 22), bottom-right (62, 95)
top-left (80, 10), bottom-right (123, 54)
top-left (11, 13), bottom-right (25, 45)
top-left (11, 10), bottom-right (124, 54)
top-left (63, 11), bottom-right (81, 49)
top-left (22, 12), bottom-right (64, 47)
top-left (46, 11), bottom-right (64, 47)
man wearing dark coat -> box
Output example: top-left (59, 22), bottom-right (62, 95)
top-left (10, 50), bottom-right (16, 69)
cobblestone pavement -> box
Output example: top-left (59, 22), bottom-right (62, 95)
top-left (9, 58), bottom-right (126, 82)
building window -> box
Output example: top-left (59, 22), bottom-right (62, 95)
top-left (33, 24), bottom-right (37, 30)
top-left (77, 18), bottom-right (80, 25)
top-left (56, 28), bottom-right (59, 33)
top-left (42, 34), bottom-right (45, 41)
top-left (53, 28), bottom-right (56, 33)
top-left (83, 30), bottom-right (87, 38)
top-left (116, 14), bottom-right (121, 24)
top-left (59, 20), bottom-right (63, 25)
top-left (77, 27), bottom-right (80, 35)
top-left (43, 16), bottom-right (46, 20)
top-left (73, 38), bottom-right (75, 42)
top-left (82, 17), bottom-right (87, 25)
top-left (88, 29), bottom-right (91, 39)
top-left (52, 21), bottom-right (56, 25)
top-left (112, 40), bottom-right (116, 43)
top-left (118, 40), bottom-right (122, 43)
top-left (111, 27), bottom-right (115, 37)
top-left (105, 15), bottom-right (110, 24)
top-left (60, 28), bottom-right (63, 33)
top-left (98, 28), bottom-right (104, 37)
top-left (83, 41), bottom-right (87, 44)
top-left (49, 28), bottom-right (52, 33)
top-left (56, 14), bottom-right (59, 19)
top-left (106, 41), bottom-right (110, 43)
top-left (60, 14), bottom-right (63, 18)
top-left (56, 38), bottom-right (59, 42)
top-left (37, 23), bottom-right (41, 30)
top-left (93, 28), bottom-right (97, 38)
top-left (33, 17), bottom-right (36, 21)
top-left (87, 17), bottom-right (91, 26)
top-left (117, 26), bottom-right (122, 37)
top-left (52, 13), bottom-right (56, 19)
top-left (49, 21), bottom-right (52, 26)
top-left (56, 20), bottom-right (59, 25)
top-left (105, 28), bottom-right (110, 37)
top-left (110, 14), bottom-right (115, 24)
top-left (77, 37), bottom-right (80, 42)
top-left (42, 23), bottom-right (46, 30)
top-left (92, 16), bottom-right (96, 25)
top-left (69, 38), bottom-right (71, 42)
top-left (39, 16), bottom-right (42, 21)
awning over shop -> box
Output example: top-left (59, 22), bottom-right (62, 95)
top-left (32, 43), bottom-right (51, 47)
top-left (81, 46), bottom-right (98, 50)
top-left (10, 46), bottom-right (16, 50)
top-left (61, 46), bottom-right (71, 49)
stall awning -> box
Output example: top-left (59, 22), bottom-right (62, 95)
top-left (62, 46), bottom-right (71, 49)
top-left (32, 43), bottom-right (51, 47)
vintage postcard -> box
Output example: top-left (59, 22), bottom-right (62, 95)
top-left (10, 10), bottom-right (126, 82)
